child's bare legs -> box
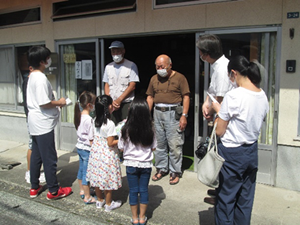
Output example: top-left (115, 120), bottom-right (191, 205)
top-left (95, 187), bottom-right (105, 208)
top-left (95, 187), bottom-right (105, 201)
top-left (139, 204), bottom-right (148, 222)
top-left (27, 149), bottom-right (32, 171)
top-left (78, 179), bottom-right (84, 197)
top-left (130, 205), bottom-right (139, 223)
top-left (83, 184), bottom-right (92, 201)
top-left (104, 190), bottom-right (112, 205)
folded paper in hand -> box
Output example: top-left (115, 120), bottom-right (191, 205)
top-left (65, 98), bottom-right (72, 106)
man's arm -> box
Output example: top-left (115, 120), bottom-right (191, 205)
top-left (40, 98), bottom-right (66, 109)
top-left (179, 94), bottom-right (189, 131)
top-left (146, 95), bottom-right (154, 111)
top-left (104, 82), bottom-right (110, 96)
top-left (202, 95), bottom-right (223, 120)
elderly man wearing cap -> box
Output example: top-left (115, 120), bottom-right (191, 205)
top-left (146, 54), bottom-right (190, 185)
top-left (103, 41), bottom-right (140, 124)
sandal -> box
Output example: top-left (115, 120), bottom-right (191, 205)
top-left (169, 173), bottom-right (180, 185)
top-left (79, 190), bottom-right (84, 199)
top-left (152, 169), bottom-right (168, 181)
top-left (131, 218), bottom-right (139, 225)
top-left (84, 196), bottom-right (97, 204)
top-left (139, 216), bottom-right (147, 225)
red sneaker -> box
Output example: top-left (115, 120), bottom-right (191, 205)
top-left (46, 187), bottom-right (72, 200)
top-left (30, 185), bottom-right (43, 198)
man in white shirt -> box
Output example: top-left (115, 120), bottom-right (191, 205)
top-left (196, 34), bottom-right (232, 121)
top-left (102, 41), bottom-right (140, 124)
top-left (196, 34), bottom-right (232, 205)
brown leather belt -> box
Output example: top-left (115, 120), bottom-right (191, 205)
top-left (155, 106), bottom-right (177, 112)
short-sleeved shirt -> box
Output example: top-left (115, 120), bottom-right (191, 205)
top-left (208, 55), bottom-right (232, 97)
top-left (102, 59), bottom-right (139, 102)
top-left (94, 119), bottom-right (117, 138)
top-left (76, 114), bottom-right (94, 151)
top-left (218, 87), bottom-right (269, 147)
top-left (118, 134), bottom-right (157, 163)
top-left (146, 71), bottom-right (190, 104)
top-left (27, 71), bottom-right (60, 135)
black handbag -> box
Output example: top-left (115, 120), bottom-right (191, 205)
top-left (195, 136), bottom-right (213, 160)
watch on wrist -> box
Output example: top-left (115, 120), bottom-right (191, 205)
top-left (182, 113), bottom-right (188, 118)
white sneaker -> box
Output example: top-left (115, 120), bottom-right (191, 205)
top-left (104, 200), bottom-right (122, 212)
top-left (96, 200), bottom-right (106, 209)
top-left (25, 171), bottom-right (30, 184)
top-left (39, 173), bottom-right (46, 183)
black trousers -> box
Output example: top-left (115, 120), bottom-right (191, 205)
top-left (30, 130), bottom-right (59, 193)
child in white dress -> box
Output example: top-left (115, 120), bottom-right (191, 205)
top-left (86, 95), bottom-right (122, 212)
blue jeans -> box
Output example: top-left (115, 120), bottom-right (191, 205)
top-left (215, 141), bottom-right (258, 225)
top-left (126, 166), bottom-right (152, 205)
top-left (77, 148), bottom-right (90, 186)
top-left (153, 109), bottom-right (184, 174)
top-left (31, 130), bottom-right (59, 193)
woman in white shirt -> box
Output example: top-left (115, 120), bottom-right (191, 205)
top-left (212, 55), bottom-right (269, 225)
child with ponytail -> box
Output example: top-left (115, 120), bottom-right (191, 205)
top-left (74, 91), bottom-right (96, 204)
top-left (86, 95), bottom-right (122, 212)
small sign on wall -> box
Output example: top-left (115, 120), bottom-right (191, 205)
top-left (287, 12), bottom-right (299, 19)
top-left (82, 60), bottom-right (93, 80)
top-left (63, 53), bottom-right (76, 63)
top-left (75, 61), bottom-right (81, 79)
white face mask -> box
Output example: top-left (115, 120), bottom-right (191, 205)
top-left (157, 69), bottom-right (168, 77)
top-left (230, 79), bottom-right (238, 88)
top-left (112, 54), bottom-right (123, 63)
top-left (45, 58), bottom-right (52, 68)
top-left (90, 104), bottom-right (95, 112)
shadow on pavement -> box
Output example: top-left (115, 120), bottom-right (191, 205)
top-left (198, 207), bottom-right (215, 225)
top-left (147, 185), bottom-right (166, 219)
top-left (56, 152), bottom-right (79, 187)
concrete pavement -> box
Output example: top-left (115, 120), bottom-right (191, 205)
top-left (0, 139), bottom-right (299, 225)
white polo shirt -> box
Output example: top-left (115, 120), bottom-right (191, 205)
top-left (218, 87), bottom-right (269, 147)
top-left (27, 71), bottom-right (60, 135)
top-left (208, 55), bottom-right (232, 97)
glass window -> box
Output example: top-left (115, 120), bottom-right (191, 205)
top-left (154, 0), bottom-right (233, 8)
top-left (0, 8), bottom-right (40, 28)
top-left (60, 42), bottom-right (97, 123)
top-left (53, 0), bottom-right (136, 21)
top-left (0, 47), bottom-right (15, 108)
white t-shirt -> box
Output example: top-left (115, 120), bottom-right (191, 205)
top-left (94, 119), bottom-right (117, 150)
top-left (27, 71), bottom-right (60, 135)
top-left (218, 87), bottom-right (269, 147)
top-left (94, 119), bottom-right (117, 137)
top-left (76, 114), bottom-right (94, 151)
top-left (208, 55), bottom-right (232, 97)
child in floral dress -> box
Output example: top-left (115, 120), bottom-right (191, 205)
top-left (86, 95), bottom-right (122, 212)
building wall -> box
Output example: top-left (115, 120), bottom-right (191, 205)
top-left (0, 113), bottom-right (28, 144)
top-left (277, 145), bottom-right (300, 191)
top-left (275, 0), bottom-right (300, 191)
